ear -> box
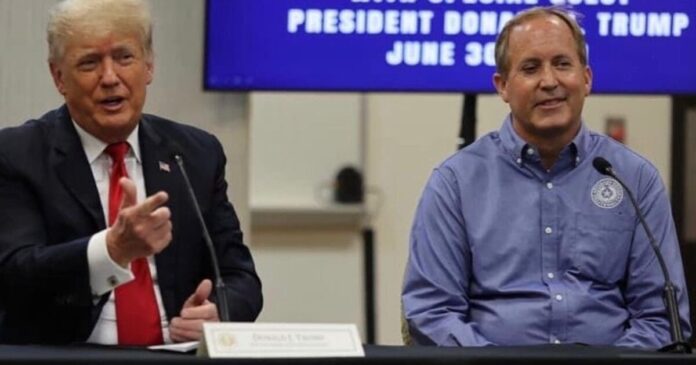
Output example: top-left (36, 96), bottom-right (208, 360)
top-left (49, 62), bottom-right (67, 96)
top-left (145, 56), bottom-right (154, 85)
top-left (493, 72), bottom-right (509, 103)
top-left (583, 65), bottom-right (593, 96)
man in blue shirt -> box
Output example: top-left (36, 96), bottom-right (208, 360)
top-left (402, 7), bottom-right (691, 348)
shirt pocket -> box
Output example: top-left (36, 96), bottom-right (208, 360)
top-left (571, 211), bottom-right (635, 284)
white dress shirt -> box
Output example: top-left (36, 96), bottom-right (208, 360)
top-left (71, 122), bottom-right (171, 344)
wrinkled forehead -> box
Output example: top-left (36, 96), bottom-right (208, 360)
top-left (63, 32), bottom-right (143, 58)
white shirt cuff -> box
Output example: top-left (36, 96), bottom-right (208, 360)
top-left (87, 229), bottom-right (134, 296)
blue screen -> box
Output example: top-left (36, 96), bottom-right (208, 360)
top-left (205, 0), bottom-right (696, 94)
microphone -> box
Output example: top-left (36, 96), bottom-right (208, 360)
top-left (457, 94), bottom-right (477, 150)
top-left (170, 147), bottom-right (231, 322)
top-left (592, 157), bottom-right (690, 353)
top-left (591, 156), bottom-right (614, 176)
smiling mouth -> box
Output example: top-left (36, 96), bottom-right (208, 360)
top-left (536, 98), bottom-right (566, 108)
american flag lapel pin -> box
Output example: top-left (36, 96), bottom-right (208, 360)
top-left (158, 161), bottom-right (171, 173)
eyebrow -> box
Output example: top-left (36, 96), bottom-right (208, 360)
top-left (72, 43), bottom-right (137, 59)
top-left (72, 50), bottom-right (100, 63)
top-left (518, 58), bottom-right (541, 65)
top-left (519, 53), bottom-right (573, 64)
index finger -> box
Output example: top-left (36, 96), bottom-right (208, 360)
top-left (134, 191), bottom-right (169, 215)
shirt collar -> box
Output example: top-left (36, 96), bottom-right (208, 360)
top-left (498, 114), bottom-right (589, 167)
top-left (71, 121), bottom-right (142, 164)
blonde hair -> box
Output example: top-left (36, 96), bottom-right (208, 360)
top-left (494, 7), bottom-right (587, 78)
top-left (47, 0), bottom-right (153, 62)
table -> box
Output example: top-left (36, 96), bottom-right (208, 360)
top-left (0, 344), bottom-right (694, 365)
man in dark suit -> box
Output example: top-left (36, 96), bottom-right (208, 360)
top-left (0, 0), bottom-right (262, 345)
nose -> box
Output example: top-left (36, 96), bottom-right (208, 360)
top-left (539, 65), bottom-right (558, 90)
top-left (100, 58), bottom-right (120, 87)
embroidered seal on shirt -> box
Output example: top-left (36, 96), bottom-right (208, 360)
top-left (591, 178), bottom-right (624, 209)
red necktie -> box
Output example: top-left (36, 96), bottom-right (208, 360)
top-left (105, 142), bottom-right (164, 346)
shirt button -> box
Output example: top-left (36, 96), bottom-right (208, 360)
top-left (516, 158), bottom-right (522, 164)
top-left (555, 294), bottom-right (563, 301)
top-left (547, 272), bottom-right (555, 279)
top-left (546, 182), bottom-right (553, 189)
top-left (107, 275), bottom-right (119, 287)
top-left (526, 148), bottom-right (535, 155)
top-left (552, 339), bottom-right (561, 344)
top-left (545, 227), bottom-right (553, 234)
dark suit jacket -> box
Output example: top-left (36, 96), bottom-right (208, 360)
top-left (0, 105), bottom-right (263, 344)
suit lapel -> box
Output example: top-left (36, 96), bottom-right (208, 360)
top-left (51, 107), bottom-right (105, 230)
top-left (139, 117), bottom-right (180, 318)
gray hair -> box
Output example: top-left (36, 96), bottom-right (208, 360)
top-left (47, 0), bottom-right (153, 62)
top-left (494, 6), bottom-right (587, 78)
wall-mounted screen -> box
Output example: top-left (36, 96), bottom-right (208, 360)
top-left (205, 0), bottom-right (696, 94)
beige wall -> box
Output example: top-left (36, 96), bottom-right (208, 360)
top-left (0, 0), bottom-right (673, 346)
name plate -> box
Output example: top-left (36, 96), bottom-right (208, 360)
top-left (198, 322), bottom-right (365, 358)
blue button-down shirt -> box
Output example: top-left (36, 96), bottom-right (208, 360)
top-left (402, 117), bottom-right (690, 348)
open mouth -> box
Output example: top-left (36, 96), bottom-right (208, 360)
top-left (100, 96), bottom-right (125, 110)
